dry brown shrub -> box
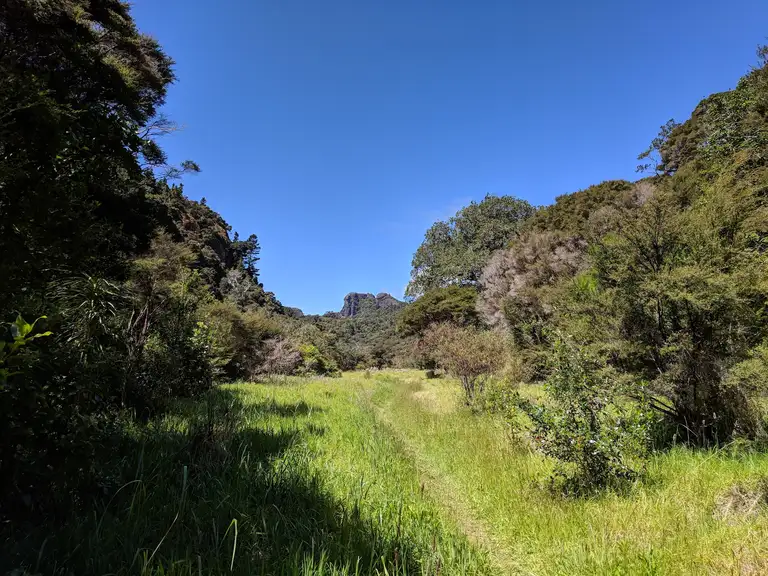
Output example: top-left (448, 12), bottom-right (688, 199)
top-left (478, 231), bottom-right (586, 328)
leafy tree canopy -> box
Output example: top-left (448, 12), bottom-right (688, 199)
top-left (406, 195), bottom-right (535, 298)
top-left (397, 285), bottom-right (481, 337)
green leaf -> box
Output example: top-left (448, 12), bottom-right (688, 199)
top-left (28, 331), bottom-right (53, 341)
top-left (13, 314), bottom-right (32, 338)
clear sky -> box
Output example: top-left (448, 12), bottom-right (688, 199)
top-left (131, 0), bottom-right (768, 314)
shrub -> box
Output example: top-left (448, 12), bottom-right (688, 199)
top-left (421, 324), bottom-right (507, 403)
top-left (721, 344), bottom-right (768, 440)
top-left (200, 301), bottom-right (284, 379)
top-left (520, 339), bottom-right (652, 495)
top-left (297, 344), bottom-right (341, 377)
top-left (0, 315), bottom-right (52, 383)
top-left (478, 231), bottom-right (586, 336)
top-left (260, 338), bottom-right (302, 376)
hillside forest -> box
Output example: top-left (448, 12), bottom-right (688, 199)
top-left (2, 2), bottom-right (768, 574)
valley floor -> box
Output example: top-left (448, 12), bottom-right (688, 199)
top-left (8, 371), bottom-right (768, 575)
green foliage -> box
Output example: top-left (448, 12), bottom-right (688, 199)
top-left (421, 323), bottom-right (508, 403)
top-left (524, 180), bottom-right (636, 236)
top-left (520, 340), bottom-right (652, 495)
top-left (653, 48), bottom-right (768, 174)
top-left (595, 181), bottom-right (768, 444)
top-left (199, 300), bottom-right (283, 378)
top-left (0, 0), bottom-right (320, 532)
top-left (406, 195), bottom-right (535, 297)
top-left (397, 285), bottom-right (481, 336)
top-left (52, 275), bottom-right (124, 362)
top-left (637, 119), bottom-right (681, 174)
top-left (295, 300), bottom-right (414, 371)
top-left (298, 344), bottom-right (341, 377)
top-left (0, 315), bottom-right (51, 384)
top-left (478, 49), bottom-right (768, 447)
top-left (0, 0), bottom-right (175, 314)
top-left (231, 232), bottom-right (261, 281)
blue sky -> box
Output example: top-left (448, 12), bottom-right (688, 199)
top-left (131, 0), bottom-right (768, 314)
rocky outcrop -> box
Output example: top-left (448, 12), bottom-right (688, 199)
top-left (373, 292), bottom-right (402, 311)
top-left (331, 292), bottom-right (404, 318)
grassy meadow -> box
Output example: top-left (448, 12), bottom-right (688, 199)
top-left (6, 371), bottom-right (768, 575)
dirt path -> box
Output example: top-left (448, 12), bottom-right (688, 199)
top-left (369, 394), bottom-right (525, 575)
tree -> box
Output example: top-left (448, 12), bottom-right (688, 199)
top-left (598, 192), bottom-right (768, 445)
top-left (636, 119), bottom-right (680, 174)
top-left (232, 232), bottom-right (261, 281)
top-left (421, 323), bottom-right (507, 403)
top-left (0, 0), bottom-right (176, 315)
top-left (397, 285), bottom-right (481, 336)
top-left (406, 195), bottom-right (535, 297)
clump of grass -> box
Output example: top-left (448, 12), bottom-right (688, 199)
top-left (714, 476), bottom-right (768, 523)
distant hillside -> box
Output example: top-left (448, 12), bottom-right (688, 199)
top-left (153, 184), bottom-right (284, 313)
top-left (291, 292), bottom-right (411, 370)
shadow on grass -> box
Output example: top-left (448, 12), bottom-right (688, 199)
top-left (2, 387), bottom-right (420, 576)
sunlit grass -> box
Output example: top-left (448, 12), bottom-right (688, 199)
top-left (369, 372), bottom-right (768, 575)
top-left (4, 375), bottom-right (490, 575)
top-left (6, 371), bottom-right (768, 575)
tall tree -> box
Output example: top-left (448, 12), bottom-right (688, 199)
top-left (232, 233), bottom-right (261, 281)
top-left (406, 195), bottom-right (535, 298)
top-left (0, 0), bottom-right (175, 316)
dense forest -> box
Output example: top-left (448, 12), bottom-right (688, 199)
top-left (2, 1), bottom-right (768, 574)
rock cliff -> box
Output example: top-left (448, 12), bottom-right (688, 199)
top-left (330, 292), bottom-right (404, 318)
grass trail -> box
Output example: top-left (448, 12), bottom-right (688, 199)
top-left (366, 371), bottom-right (768, 575)
top-left (6, 370), bottom-right (768, 575)
top-left (4, 375), bottom-right (492, 575)
top-left (370, 382), bottom-right (520, 574)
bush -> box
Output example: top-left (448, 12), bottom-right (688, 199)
top-left (519, 339), bottom-right (652, 495)
top-left (421, 324), bottom-right (507, 403)
top-left (297, 344), bottom-right (341, 377)
top-left (259, 338), bottom-right (302, 376)
top-left (721, 344), bottom-right (768, 440)
top-left (200, 300), bottom-right (284, 379)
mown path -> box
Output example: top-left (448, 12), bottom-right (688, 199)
top-left (373, 402), bottom-right (522, 575)
top-left (360, 375), bottom-right (523, 575)
top-left (353, 371), bottom-right (768, 576)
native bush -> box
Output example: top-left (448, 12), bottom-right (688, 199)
top-left (519, 340), bottom-right (652, 495)
top-left (397, 285), bottom-right (482, 337)
top-left (421, 323), bottom-right (508, 403)
top-left (298, 344), bottom-right (341, 377)
top-left (259, 337), bottom-right (302, 375)
top-left (406, 195), bottom-right (535, 297)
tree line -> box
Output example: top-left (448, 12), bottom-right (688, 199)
top-left (400, 49), bottom-right (768, 492)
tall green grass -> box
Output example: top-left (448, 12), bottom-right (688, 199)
top-left (5, 371), bottom-right (768, 575)
top-left (370, 371), bottom-right (768, 575)
top-left (2, 377), bottom-right (490, 575)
